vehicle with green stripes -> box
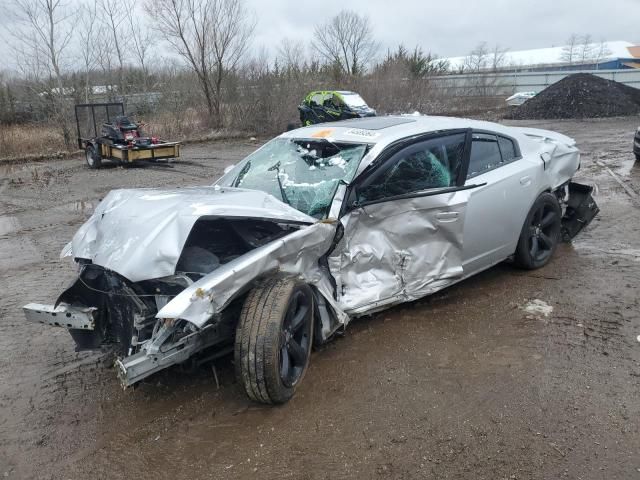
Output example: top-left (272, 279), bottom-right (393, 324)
top-left (298, 90), bottom-right (376, 126)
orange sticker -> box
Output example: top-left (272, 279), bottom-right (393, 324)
top-left (311, 129), bottom-right (334, 138)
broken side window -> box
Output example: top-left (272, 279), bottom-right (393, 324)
top-left (356, 133), bottom-right (465, 204)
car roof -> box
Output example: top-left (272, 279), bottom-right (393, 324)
top-left (281, 115), bottom-right (530, 147)
top-left (308, 90), bottom-right (356, 96)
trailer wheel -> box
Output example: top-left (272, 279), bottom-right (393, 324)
top-left (85, 144), bottom-right (102, 169)
top-left (234, 278), bottom-right (314, 404)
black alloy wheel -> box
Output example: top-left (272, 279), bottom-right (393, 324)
top-left (279, 288), bottom-right (313, 387)
top-left (235, 278), bottom-right (314, 404)
top-left (515, 192), bottom-right (562, 269)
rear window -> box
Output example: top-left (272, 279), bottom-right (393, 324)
top-left (498, 136), bottom-right (517, 162)
top-left (468, 134), bottom-right (501, 178)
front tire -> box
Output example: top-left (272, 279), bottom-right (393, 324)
top-left (514, 192), bottom-right (562, 269)
top-left (235, 278), bottom-right (314, 404)
top-left (85, 144), bottom-right (102, 169)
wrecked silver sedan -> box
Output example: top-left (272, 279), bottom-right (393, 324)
top-left (24, 116), bottom-right (598, 404)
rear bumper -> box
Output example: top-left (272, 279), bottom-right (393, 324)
top-left (23, 303), bottom-right (96, 330)
top-left (561, 182), bottom-right (599, 241)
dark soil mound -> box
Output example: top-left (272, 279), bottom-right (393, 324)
top-left (507, 73), bottom-right (640, 119)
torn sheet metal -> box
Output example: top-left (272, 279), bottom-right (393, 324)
top-left (23, 303), bottom-right (96, 330)
top-left (329, 190), bottom-right (468, 315)
top-left (156, 221), bottom-right (345, 327)
top-left (516, 127), bottom-right (581, 189)
top-left (68, 187), bottom-right (315, 282)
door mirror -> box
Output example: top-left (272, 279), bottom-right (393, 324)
top-left (223, 164), bottom-right (235, 174)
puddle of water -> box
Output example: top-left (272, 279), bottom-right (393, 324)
top-left (613, 157), bottom-right (637, 177)
top-left (573, 243), bottom-right (640, 262)
top-left (0, 216), bottom-right (21, 235)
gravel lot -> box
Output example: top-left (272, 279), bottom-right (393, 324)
top-left (1, 118), bottom-right (639, 479)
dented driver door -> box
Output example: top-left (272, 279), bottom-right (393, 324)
top-left (329, 131), bottom-right (477, 315)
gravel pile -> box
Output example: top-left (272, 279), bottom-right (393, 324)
top-left (507, 73), bottom-right (640, 119)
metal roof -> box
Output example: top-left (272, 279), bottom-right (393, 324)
top-left (441, 40), bottom-right (639, 71)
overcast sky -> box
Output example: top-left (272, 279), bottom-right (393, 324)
top-left (0, 0), bottom-right (638, 71)
top-left (249, 0), bottom-right (639, 58)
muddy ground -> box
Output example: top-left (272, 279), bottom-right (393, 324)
top-left (1, 118), bottom-right (639, 479)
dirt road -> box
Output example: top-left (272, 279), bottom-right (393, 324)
top-left (1, 119), bottom-right (639, 479)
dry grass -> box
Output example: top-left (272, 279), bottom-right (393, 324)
top-left (0, 91), bottom-right (509, 162)
top-left (142, 108), bottom-right (208, 140)
top-left (0, 123), bottom-right (70, 159)
top-left (143, 109), bottom-right (251, 143)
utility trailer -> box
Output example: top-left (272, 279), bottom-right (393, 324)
top-left (75, 102), bottom-right (180, 169)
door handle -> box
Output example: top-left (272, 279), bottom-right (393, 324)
top-left (519, 176), bottom-right (532, 186)
top-left (436, 211), bottom-right (459, 222)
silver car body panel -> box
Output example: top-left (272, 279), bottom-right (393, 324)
top-left (62, 116), bottom-right (581, 328)
top-left (329, 189), bottom-right (470, 315)
top-left (26, 116), bottom-right (584, 386)
top-left (155, 220), bottom-right (345, 327)
top-left (66, 186), bottom-right (316, 282)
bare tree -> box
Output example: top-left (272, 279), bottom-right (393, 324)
top-left (77, 3), bottom-right (100, 102)
top-left (312, 10), bottom-right (378, 76)
top-left (463, 42), bottom-right (490, 73)
top-left (98, 0), bottom-right (127, 96)
top-left (277, 37), bottom-right (307, 76)
top-left (461, 42), bottom-right (508, 95)
top-left (148, 0), bottom-right (255, 127)
top-left (8, 0), bottom-right (76, 146)
top-left (123, 0), bottom-right (155, 92)
top-left (560, 34), bottom-right (580, 65)
top-left (593, 40), bottom-right (613, 68)
top-left (490, 44), bottom-right (509, 72)
top-left (94, 26), bottom-right (118, 98)
top-left (577, 34), bottom-right (595, 65)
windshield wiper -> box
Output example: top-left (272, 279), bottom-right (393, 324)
top-left (233, 161), bottom-right (251, 187)
top-left (267, 161), bottom-right (290, 205)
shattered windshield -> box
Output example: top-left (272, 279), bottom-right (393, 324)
top-left (230, 138), bottom-right (367, 218)
top-left (341, 93), bottom-right (368, 108)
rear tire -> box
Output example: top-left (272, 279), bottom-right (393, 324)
top-left (234, 278), bottom-right (314, 404)
top-left (514, 192), bottom-right (562, 269)
top-left (85, 145), bottom-right (102, 169)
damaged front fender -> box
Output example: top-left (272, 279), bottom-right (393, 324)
top-left (156, 221), bottom-right (346, 327)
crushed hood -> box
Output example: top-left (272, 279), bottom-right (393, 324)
top-left (68, 186), bottom-right (315, 282)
